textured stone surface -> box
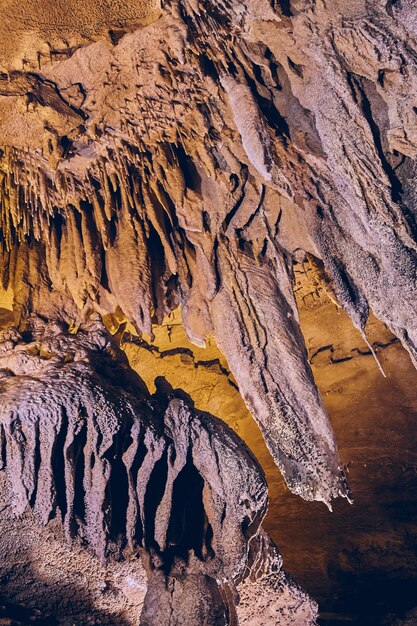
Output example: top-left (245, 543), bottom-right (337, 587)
top-left (1, 270), bottom-right (417, 624)
top-left (1, 0), bottom-right (416, 508)
top-left (0, 486), bottom-right (148, 625)
top-left (268, 274), bottom-right (417, 626)
top-left (0, 0), bottom-right (367, 507)
top-left (108, 276), bottom-right (417, 626)
top-left (2, 0), bottom-right (417, 623)
top-left (0, 318), bottom-right (317, 624)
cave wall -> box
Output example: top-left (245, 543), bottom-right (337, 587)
top-left (1, 266), bottom-right (417, 624)
top-left (2, 0), bottom-right (417, 624)
top-left (2, 0), bottom-right (417, 511)
top-left (114, 265), bottom-right (417, 625)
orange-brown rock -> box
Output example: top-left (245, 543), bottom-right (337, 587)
top-left (2, 0), bottom-right (417, 623)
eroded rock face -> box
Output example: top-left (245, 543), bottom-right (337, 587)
top-left (236, 529), bottom-right (318, 626)
top-left (1, 0), bottom-right (417, 510)
top-left (0, 318), bottom-right (317, 625)
top-left (2, 0), bottom-right (417, 621)
top-left (0, 0), bottom-right (369, 508)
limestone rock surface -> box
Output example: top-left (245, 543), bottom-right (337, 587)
top-left (0, 319), bottom-right (316, 625)
top-left (2, 0), bottom-right (417, 622)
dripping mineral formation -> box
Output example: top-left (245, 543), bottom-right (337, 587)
top-left (0, 319), bottom-right (317, 625)
top-left (1, 0), bottom-right (417, 622)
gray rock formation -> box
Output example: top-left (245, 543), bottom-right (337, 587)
top-left (0, 319), bottom-right (317, 624)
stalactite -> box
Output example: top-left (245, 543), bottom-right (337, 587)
top-left (2, 0), bottom-right (417, 513)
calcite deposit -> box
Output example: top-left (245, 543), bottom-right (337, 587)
top-left (1, 0), bottom-right (417, 623)
top-left (0, 319), bottom-right (317, 624)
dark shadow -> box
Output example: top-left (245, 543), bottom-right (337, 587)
top-left (0, 570), bottom-right (132, 626)
top-left (154, 375), bottom-right (195, 407)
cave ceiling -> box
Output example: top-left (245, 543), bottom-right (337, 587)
top-left (1, 0), bottom-right (417, 624)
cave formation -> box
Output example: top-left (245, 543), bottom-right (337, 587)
top-left (1, 0), bottom-right (417, 624)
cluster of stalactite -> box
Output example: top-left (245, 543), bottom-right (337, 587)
top-left (2, 0), bottom-right (417, 510)
top-left (0, 318), bottom-right (317, 625)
